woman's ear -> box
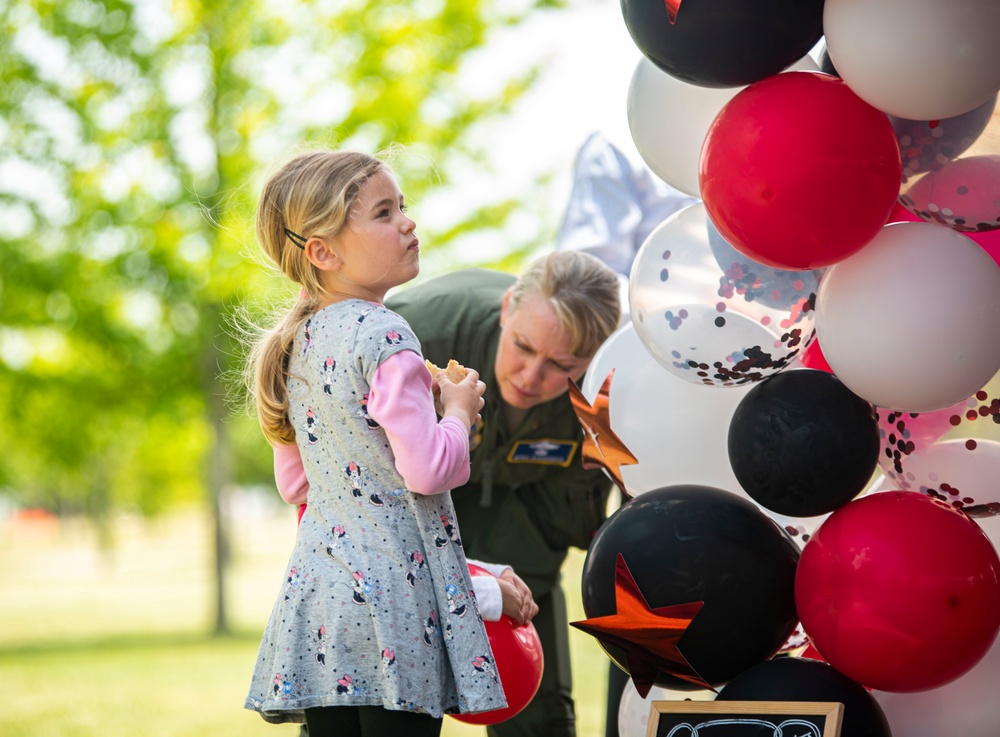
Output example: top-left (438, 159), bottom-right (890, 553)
top-left (499, 288), bottom-right (513, 326)
top-left (305, 237), bottom-right (341, 272)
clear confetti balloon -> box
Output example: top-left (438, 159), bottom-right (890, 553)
top-left (629, 202), bottom-right (819, 388)
top-left (901, 156), bottom-right (1000, 234)
top-left (895, 94), bottom-right (1000, 234)
top-left (876, 374), bottom-right (1000, 518)
top-left (880, 438), bottom-right (1000, 517)
top-left (876, 399), bottom-right (968, 469)
top-left (891, 94), bottom-right (996, 179)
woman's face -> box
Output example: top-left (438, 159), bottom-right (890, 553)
top-left (494, 291), bottom-right (593, 410)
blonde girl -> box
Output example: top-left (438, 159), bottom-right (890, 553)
top-left (244, 150), bottom-right (505, 737)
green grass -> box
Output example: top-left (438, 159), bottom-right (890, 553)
top-left (0, 633), bottom-right (283, 737)
top-left (0, 506), bottom-right (609, 737)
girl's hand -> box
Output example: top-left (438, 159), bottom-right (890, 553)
top-left (438, 369), bottom-right (485, 431)
top-left (497, 571), bottom-right (538, 625)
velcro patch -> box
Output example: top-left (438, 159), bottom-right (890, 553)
top-left (506, 439), bottom-right (578, 467)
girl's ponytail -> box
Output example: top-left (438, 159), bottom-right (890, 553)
top-left (250, 293), bottom-right (316, 445)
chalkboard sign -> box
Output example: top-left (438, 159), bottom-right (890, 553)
top-left (645, 700), bottom-right (843, 737)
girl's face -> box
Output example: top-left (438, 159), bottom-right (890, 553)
top-left (334, 170), bottom-right (419, 302)
top-left (494, 292), bottom-right (592, 409)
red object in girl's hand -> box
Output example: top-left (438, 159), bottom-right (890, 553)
top-left (450, 564), bottom-right (545, 725)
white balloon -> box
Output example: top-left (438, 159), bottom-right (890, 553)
top-left (873, 624), bottom-right (1000, 737)
top-left (582, 321), bottom-right (749, 494)
top-left (629, 202), bottom-right (818, 389)
top-left (617, 678), bottom-right (715, 737)
top-left (824, 0), bottom-right (1000, 120)
top-left (627, 59), bottom-right (736, 198)
top-left (581, 322), bottom-right (823, 544)
top-left (815, 222), bottom-right (1000, 412)
top-left (627, 55), bottom-right (819, 198)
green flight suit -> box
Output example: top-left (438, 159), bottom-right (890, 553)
top-left (387, 269), bottom-right (613, 737)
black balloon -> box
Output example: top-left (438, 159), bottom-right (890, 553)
top-left (620, 0), bottom-right (824, 88)
top-left (718, 657), bottom-right (892, 737)
top-left (728, 369), bottom-right (879, 517)
top-left (581, 485), bottom-right (800, 689)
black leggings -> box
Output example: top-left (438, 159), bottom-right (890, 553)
top-left (304, 706), bottom-right (442, 737)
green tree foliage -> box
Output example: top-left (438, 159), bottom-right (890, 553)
top-left (0, 0), bottom-right (556, 628)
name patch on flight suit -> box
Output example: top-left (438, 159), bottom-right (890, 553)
top-left (506, 439), bottom-right (578, 467)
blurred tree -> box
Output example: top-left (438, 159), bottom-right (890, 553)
top-left (0, 0), bottom-right (554, 633)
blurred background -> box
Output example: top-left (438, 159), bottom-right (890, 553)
top-left (0, 0), bottom-right (639, 734)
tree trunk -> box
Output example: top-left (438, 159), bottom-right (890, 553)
top-left (202, 307), bottom-right (232, 636)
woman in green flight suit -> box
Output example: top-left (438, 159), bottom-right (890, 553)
top-left (385, 250), bottom-right (621, 737)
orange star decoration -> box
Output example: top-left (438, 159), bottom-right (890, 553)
top-left (567, 370), bottom-right (638, 499)
top-left (571, 553), bottom-right (714, 698)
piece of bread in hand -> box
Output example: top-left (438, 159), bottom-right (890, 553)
top-left (425, 359), bottom-right (468, 384)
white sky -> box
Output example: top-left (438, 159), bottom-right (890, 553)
top-left (475, 0), bottom-right (642, 195)
top-left (418, 0), bottom-right (646, 269)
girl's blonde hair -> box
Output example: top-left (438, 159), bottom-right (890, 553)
top-left (507, 250), bottom-right (621, 358)
top-left (249, 149), bottom-right (387, 445)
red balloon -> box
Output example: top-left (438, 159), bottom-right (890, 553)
top-left (796, 491), bottom-right (1000, 693)
top-left (799, 643), bottom-right (825, 663)
top-left (450, 564), bottom-right (544, 725)
top-left (797, 337), bottom-right (833, 373)
top-left (700, 72), bottom-right (901, 270)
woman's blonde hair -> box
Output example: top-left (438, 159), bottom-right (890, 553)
top-left (507, 250), bottom-right (621, 358)
top-left (248, 149), bottom-right (387, 445)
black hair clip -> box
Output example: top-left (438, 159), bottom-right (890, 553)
top-left (284, 228), bottom-right (307, 250)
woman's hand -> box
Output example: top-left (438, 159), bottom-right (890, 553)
top-left (497, 569), bottom-right (538, 625)
top-left (438, 369), bottom-right (485, 431)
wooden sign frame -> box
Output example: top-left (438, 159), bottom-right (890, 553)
top-left (645, 700), bottom-right (844, 737)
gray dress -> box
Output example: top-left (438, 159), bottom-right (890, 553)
top-left (245, 299), bottom-right (507, 723)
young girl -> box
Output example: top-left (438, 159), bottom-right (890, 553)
top-left (244, 149), bottom-right (507, 736)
